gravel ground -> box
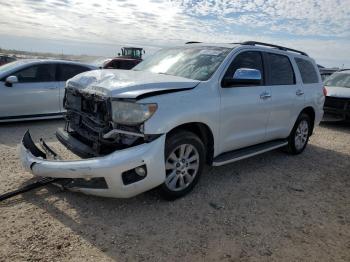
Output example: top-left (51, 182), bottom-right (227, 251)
top-left (0, 120), bottom-right (349, 262)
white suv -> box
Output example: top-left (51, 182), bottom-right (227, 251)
top-left (20, 41), bottom-right (325, 199)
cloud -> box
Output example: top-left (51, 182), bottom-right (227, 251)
top-left (0, 0), bottom-right (349, 67)
top-left (175, 0), bottom-right (350, 38)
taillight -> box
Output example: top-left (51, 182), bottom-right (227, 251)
top-left (323, 86), bottom-right (327, 96)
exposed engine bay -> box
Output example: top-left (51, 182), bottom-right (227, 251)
top-left (61, 88), bottom-right (158, 157)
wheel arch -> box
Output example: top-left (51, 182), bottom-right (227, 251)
top-left (166, 122), bottom-right (215, 165)
top-left (299, 106), bottom-right (316, 135)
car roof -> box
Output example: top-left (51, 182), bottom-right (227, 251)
top-left (0, 59), bottom-right (96, 79)
top-left (181, 43), bottom-right (239, 49)
top-left (123, 47), bottom-right (143, 49)
top-left (337, 69), bottom-right (350, 74)
top-left (320, 68), bottom-right (340, 74)
top-left (110, 57), bottom-right (141, 61)
top-left (15, 59), bottom-right (96, 68)
top-left (182, 41), bottom-right (310, 58)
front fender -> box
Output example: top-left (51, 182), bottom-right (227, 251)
top-left (142, 83), bottom-right (220, 154)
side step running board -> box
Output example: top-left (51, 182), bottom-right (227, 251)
top-left (212, 139), bottom-right (288, 166)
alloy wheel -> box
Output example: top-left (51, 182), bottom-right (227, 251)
top-left (165, 144), bottom-right (200, 191)
top-left (294, 120), bottom-right (309, 151)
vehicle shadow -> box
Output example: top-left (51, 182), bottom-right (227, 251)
top-left (320, 121), bottom-right (350, 134)
top-left (18, 143), bottom-right (350, 261)
top-left (0, 119), bottom-right (64, 147)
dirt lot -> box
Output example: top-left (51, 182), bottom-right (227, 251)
top-left (0, 120), bottom-right (349, 262)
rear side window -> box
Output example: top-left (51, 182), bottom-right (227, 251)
top-left (13, 64), bottom-right (56, 82)
top-left (224, 51), bottom-right (264, 85)
top-left (107, 60), bottom-right (135, 69)
top-left (58, 64), bottom-right (90, 81)
top-left (120, 60), bottom-right (136, 69)
top-left (266, 53), bottom-right (295, 85)
top-left (295, 58), bottom-right (319, 84)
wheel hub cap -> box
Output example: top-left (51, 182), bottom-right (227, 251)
top-left (165, 144), bottom-right (200, 191)
top-left (294, 120), bottom-right (309, 151)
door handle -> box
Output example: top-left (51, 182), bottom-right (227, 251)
top-left (47, 87), bottom-right (57, 90)
top-left (296, 89), bottom-right (304, 96)
top-left (260, 91), bottom-right (271, 99)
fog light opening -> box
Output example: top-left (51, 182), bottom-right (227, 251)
top-left (122, 165), bottom-right (148, 185)
top-left (135, 166), bottom-right (146, 177)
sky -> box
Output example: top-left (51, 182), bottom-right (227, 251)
top-left (0, 0), bottom-right (349, 67)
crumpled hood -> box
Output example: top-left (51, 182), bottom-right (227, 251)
top-left (66, 69), bottom-right (200, 99)
top-left (325, 85), bottom-right (350, 98)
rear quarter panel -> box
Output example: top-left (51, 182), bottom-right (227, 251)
top-left (298, 56), bottom-right (325, 125)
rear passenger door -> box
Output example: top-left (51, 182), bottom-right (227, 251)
top-left (263, 52), bottom-right (302, 139)
top-left (57, 64), bottom-right (91, 111)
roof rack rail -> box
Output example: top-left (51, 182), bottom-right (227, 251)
top-left (240, 41), bottom-right (308, 56)
top-left (185, 41), bottom-right (202, 44)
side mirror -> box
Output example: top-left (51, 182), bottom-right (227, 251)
top-left (222, 68), bottom-right (262, 87)
top-left (5, 75), bottom-right (18, 87)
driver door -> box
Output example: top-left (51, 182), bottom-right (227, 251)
top-left (219, 51), bottom-right (271, 153)
top-left (0, 63), bottom-right (60, 119)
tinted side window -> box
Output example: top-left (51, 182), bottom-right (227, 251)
top-left (120, 61), bottom-right (136, 69)
top-left (13, 64), bottom-right (56, 83)
top-left (295, 58), bottom-right (319, 84)
top-left (7, 57), bottom-right (16, 63)
top-left (224, 51), bottom-right (264, 85)
top-left (58, 64), bottom-right (90, 81)
top-left (110, 61), bottom-right (120, 69)
top-left (266, 53), bottom-right (295, 85)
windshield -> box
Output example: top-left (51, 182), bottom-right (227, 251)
top-left (324, 72), bottom-right (350, 88)
top-left (123, 48), bottom-right (142, 59)
top-left (133, 46), bottom-right (232, 81)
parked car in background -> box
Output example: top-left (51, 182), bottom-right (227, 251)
top-left (319, 67), bottom-right (339, 81)
top-left (20, 41), bottom-right (324, 200)
top-left (102, 47), bottom-right (144, 69)
top-left (0, 59), bottom-right (96, 122)
top-left (323, 69), bottom-right (350, 121)
top-left (0, 55), bottom-right (16, 66)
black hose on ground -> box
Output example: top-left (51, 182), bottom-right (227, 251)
top-left (0, 177), bottom-right (64, 202)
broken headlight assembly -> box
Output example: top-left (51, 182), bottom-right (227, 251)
top-left (111, 100), bottom-right (158, 125)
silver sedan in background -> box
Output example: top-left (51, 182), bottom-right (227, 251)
top-left (0, 59), bottom-right (96, 122)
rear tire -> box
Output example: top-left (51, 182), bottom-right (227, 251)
top-left (286, 113), bottom-right (311, 154)
top-left (159, 130), bottom-right (205, 200)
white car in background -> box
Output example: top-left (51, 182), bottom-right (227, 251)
top-left (323, 69), bottom-right (350, 121)
top-left (0, 59), bottom-right (96, 122)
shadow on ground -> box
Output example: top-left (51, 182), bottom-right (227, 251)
top-left (320, 121), bottom-right (350, 134)
top-left (15, 143), bottom-right (350, 261)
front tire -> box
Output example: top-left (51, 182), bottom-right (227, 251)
top-left (159, 131), bottom-right (205, 200)
top-left (286, 113), bottom-right (311, 154)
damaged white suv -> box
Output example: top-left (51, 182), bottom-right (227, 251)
top-left (20, 41), bottom-right (325, 199)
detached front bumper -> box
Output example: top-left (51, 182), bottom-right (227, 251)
top-left (20, 131), bottom-right (166, 198)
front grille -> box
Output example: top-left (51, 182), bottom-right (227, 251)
top-left (64, 88), bottom-right (110, 121)
top-left (64, 89), bottom-right (113, 150)
top-left (324, 97), bottom-right (349, 110)
top-left (62, 88), bottom-right (144, 156)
